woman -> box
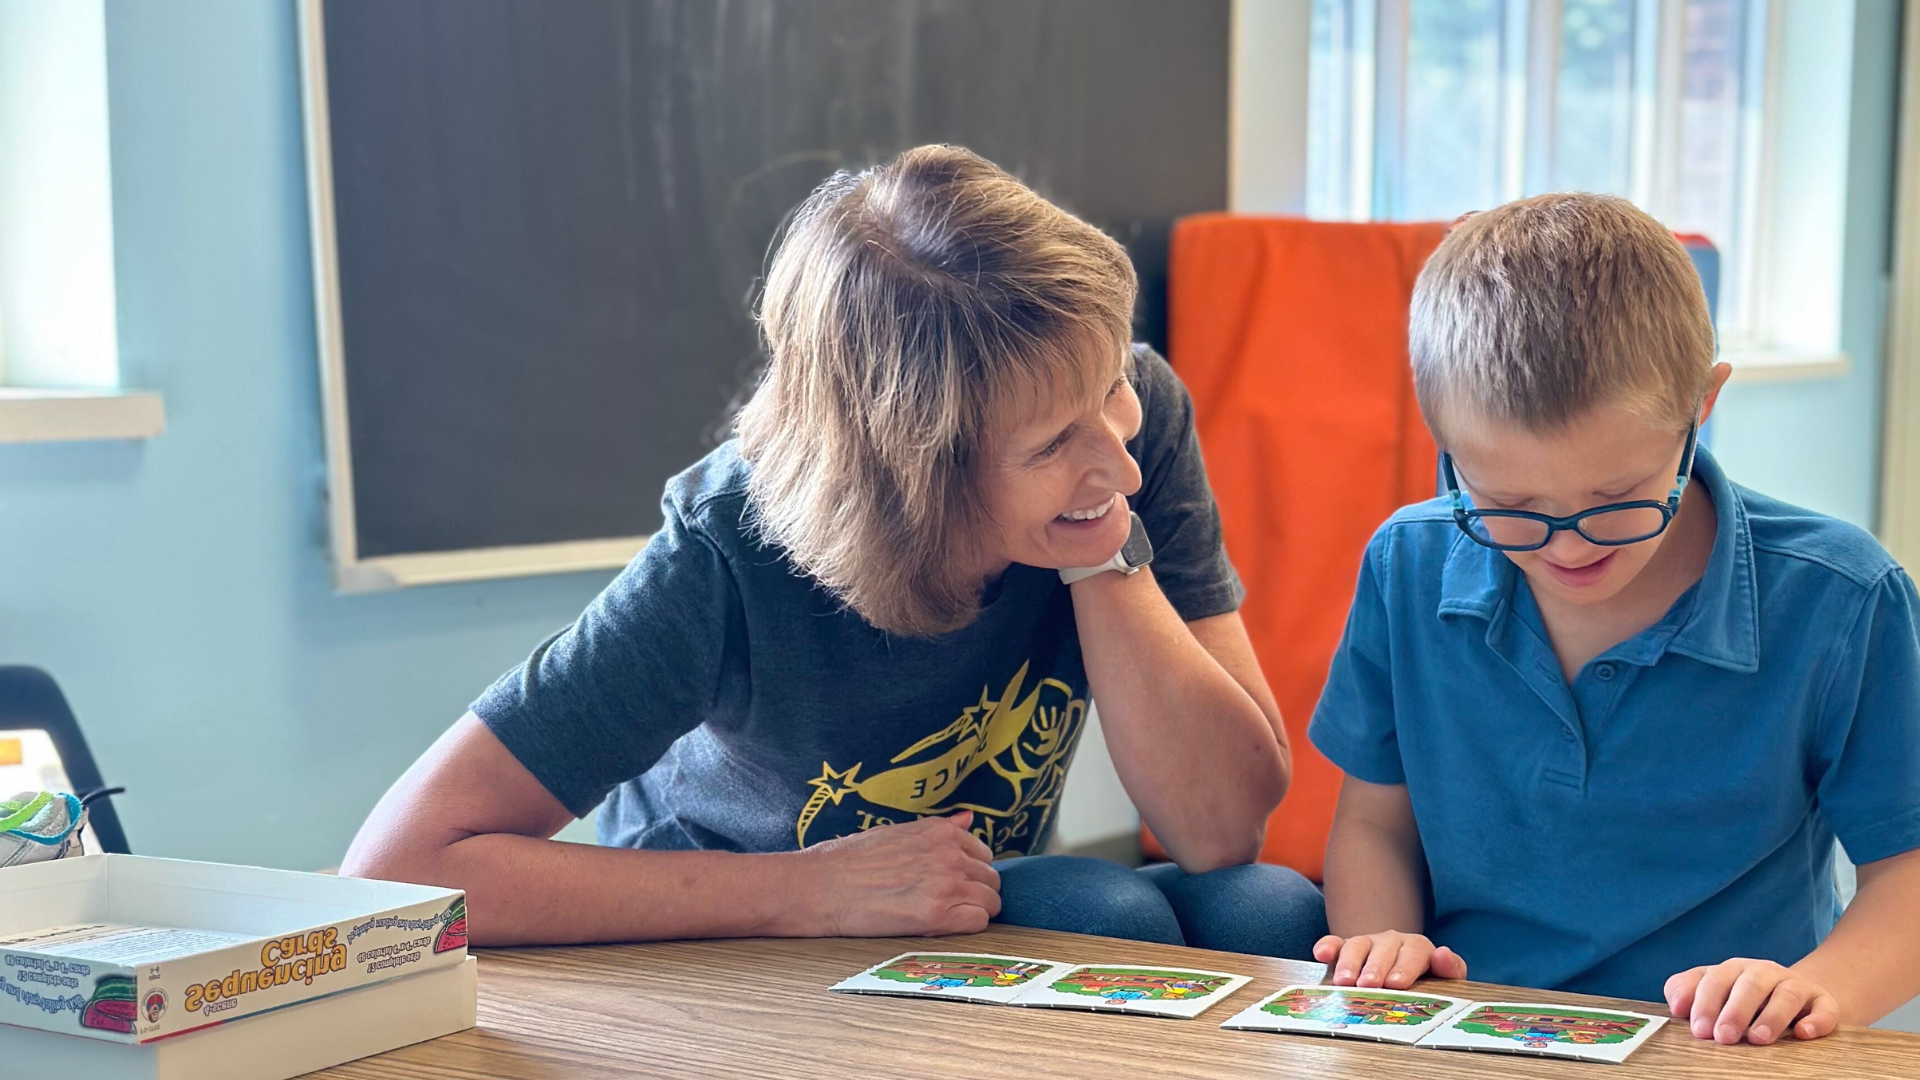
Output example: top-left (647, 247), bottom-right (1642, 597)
top-left (342, 145), bottom-right (1325, 956)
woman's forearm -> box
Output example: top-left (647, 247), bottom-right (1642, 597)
top-left (346, 826), bottom-right (819, 946)
top-left (1070, 567), bottom-right (1288, 872)
top-left (341, 714), bottom-right (1006, 946)
top-left (338, 713), bottom-right (829, 946)
top-left (1789, 847), bottom-right (1920, 1026)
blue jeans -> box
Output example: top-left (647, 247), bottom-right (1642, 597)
top-left (992, 855), bottom-right (1328, 959)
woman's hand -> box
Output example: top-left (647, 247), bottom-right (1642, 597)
top-left (1313, 931), bottom-right (1468, 990)
top-left (793, 811), bottom-right (1002, 937)
top-left (1664, 959), bottom-right (1841, 1045)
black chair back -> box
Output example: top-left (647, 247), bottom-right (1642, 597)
top-left (0, 666), bottom-right (130, 854)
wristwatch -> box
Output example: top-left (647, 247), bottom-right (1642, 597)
top-left (1059, 512), bottom-right (1155, 584)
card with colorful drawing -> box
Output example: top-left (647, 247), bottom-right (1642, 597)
top-left (828, 952), bottom-right (1073, 1006)
top-left (1415, 1001), bottom-right (1668, 1065)
top-left (1221, 985), bottom-right (1471, 1044)
top-left (1007, 964), bottom-right (1252, 1020)
top-left (1222, 986), bottom-right (1668, 1065)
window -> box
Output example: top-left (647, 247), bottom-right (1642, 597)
top-left (0, 0), bottom-right (162, 442)
top-left (1308, 0), bottom-right (1771, 346)
top-left (0, 0), bottom-right (119, 389)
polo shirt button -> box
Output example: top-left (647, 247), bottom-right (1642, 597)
top-left (1595, 663), bottom-right (1616, 681)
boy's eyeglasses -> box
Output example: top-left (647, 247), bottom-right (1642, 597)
top-left (1442, 423), bottom-right (1699, 552)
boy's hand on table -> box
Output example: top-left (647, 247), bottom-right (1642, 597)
top-left (792, 810), bottom-right (1001, 937)
top-left (1313, 931), bottom-right (1468, 990)
top-left (1664, 958), bottom-right (1840, 1045)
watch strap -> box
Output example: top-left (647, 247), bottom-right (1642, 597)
top-left (1058, 555), bottom-right (1126, 585)
top-left (1058, 512), bottom-right (1153, 584)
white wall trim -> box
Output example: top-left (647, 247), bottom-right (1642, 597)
top-left (0, 389), bottom-right (164, 444)
top-left (1230, 0), bottom-right (1312, 214)
top-left (334, 536), bottom-right (649, 593)
top-left (295, 0), bottom-right (373, 591)
top-left (1879, 0), bottom-right (1920, 563)
top-left (1723, 349), bottom-right (1851, 385)
top-left (1752, 0), bottom-right (1854, 359)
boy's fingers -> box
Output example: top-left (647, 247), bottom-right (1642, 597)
top-left (1430, 945), bottom-right (1468, 981)
top-left (1796, 994), bottom-right (1841, 1040)
top-left (1747, 982), bottom-right (1810, 1046)
top-left (1713, 968), bottom-right (1773, 1044)
top-left (1688, 966), bottom-right (1739, 1040)
top-left (1333, 937), bottom-right (1372, 985)
top-left (1312, 935), bottom-right (1345, 964)
top-left (1664, 967), bottom-right (1705, 1018)
top-left (1356, 939), bottom-right (1401, 988)
top-left (1384, 940), bottom-right (1430, 989)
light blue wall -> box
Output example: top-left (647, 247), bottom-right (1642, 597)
top-left (1710, 0), bottom-right (1899, 529)
top-left (0, 0), bottom-right (615, 871)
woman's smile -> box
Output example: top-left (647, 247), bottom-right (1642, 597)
top-left (1055, 494), bottom-right (1119, 525)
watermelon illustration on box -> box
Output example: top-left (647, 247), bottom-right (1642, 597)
top-left (79, 974), bottom-right (138, 1033)
top-left (434, 897), bottom-right (468, 954)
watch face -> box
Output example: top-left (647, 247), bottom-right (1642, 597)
top-left (1120, 512), bottom-right (1154, 568)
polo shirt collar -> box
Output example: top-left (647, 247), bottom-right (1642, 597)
top-left (1435, 445), bottom-right (1759, 673)
top-left (1667, 447), bottom-right (1759, 672)
top-left (1437, 531), bottom-right (1509, 622)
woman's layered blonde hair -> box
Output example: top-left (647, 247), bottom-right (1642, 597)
top-left (736, 145), bottom-right (1136, 637)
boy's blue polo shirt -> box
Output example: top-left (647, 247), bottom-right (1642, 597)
top-left (1308, 447), bottom-right (1920, 1003)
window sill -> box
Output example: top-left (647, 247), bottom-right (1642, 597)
top-left (1722, 350), bottom-right (1851, 384)
top-left (0, 389), bottom-right (166, 444)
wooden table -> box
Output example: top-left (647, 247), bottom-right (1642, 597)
top-left (314, 925), bottom-right (1920, 1079)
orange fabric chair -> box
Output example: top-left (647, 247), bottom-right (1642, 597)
top-left (1151, 215), bottom-right (1449, 882)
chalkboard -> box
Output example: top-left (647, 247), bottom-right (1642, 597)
top-left (302, 0), bottom-right (1229, 585)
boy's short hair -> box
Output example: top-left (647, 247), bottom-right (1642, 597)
top-left (1409, 192), bottom-right (1716, 441)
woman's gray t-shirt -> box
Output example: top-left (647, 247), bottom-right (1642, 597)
top-left (473, 345), bottom-right (1243, 858)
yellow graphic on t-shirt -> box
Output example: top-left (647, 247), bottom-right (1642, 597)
top-left (795, 660), bottom-right (1087, 856)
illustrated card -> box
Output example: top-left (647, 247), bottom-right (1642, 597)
top-left (828, 952), bottom-right (1071, 1005)
top-left (1220, 984), bottom-right (1471, 1044)
top-left (1008, 964), bottom-right (1251, 1020)
top-left (1417, 1001), bottom-right (1669, 1064)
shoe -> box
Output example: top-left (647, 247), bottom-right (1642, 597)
top-left (0, 791), bottom-right (87, 869)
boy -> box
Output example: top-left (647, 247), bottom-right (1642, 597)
top-left (1307, 193), bottom-right (1920, 1045)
